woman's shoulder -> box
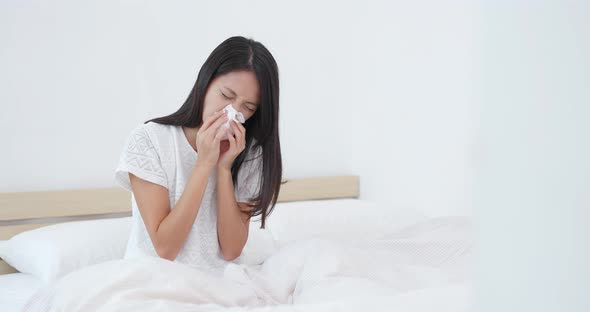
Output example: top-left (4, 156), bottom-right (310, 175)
top-left (142, 121), bottom-right (176, 135)
top-left (126, 121), bottom-right (162, 134)
top-left (129, 121), bottom-right (176, 140)
top-left (124, 122), bottom-right (177, 153)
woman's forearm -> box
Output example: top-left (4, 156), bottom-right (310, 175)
top-left (155, 160), bottom-right (213, 260)
top-left (216, 167), bottom-right (248, 260)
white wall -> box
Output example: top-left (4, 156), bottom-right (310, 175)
top-left (475, 1), bottom-right (590, 311)
top-left (348, 1), bottom-right (477, 217)
top-left (0, 0), bottom-right (353, 191)
top-left (0, 0), bottom-right (476, 218)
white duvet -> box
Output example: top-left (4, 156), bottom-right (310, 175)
top-left (23, 216), bottom-right (472, 311)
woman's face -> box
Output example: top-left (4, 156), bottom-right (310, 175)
top-left (202, 70), bottom-right (260, 125)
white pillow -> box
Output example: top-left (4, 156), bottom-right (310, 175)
top-left (0, 217), bottom-right (131, 282)
top-left (265, 198), bottom-right (428, 243)
top-left (0, 273), bottom-right (45, 311)
top-left (234, 220), bottom-right (277, 265)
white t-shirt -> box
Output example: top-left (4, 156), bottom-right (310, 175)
top-left (114, 121), bottom-right (263, 276)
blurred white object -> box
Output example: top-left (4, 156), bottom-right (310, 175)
top-left (23, 216), bottom-right (472, 311)
top-left (232, 220), bottom-right (278, 266)
top-left (0, 217), bottom-right (131, 282)
top-left (218, 104), bottom-right (245, 140)
top-left (0, 273), bottom-right (45, 312)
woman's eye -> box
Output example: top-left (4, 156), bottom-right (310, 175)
top-left (221, 92), bottom-right (231, 99)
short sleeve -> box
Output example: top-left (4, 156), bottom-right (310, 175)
top-left (235, 151), bottom-right (263, 203)
top-left (114, 124), bottom-right (168, 192)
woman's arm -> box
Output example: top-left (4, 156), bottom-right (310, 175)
top-left (216, 167), bottom-right (251, 261)
top-left (129, 160), bottom-right (213, 261)
top-left (129, 110), bottom-right (228, 261)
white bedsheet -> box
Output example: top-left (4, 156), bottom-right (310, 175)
top-left (0, 273), bottom-right (46, 312)
top-left (23, 216), bottom-right (472, 311)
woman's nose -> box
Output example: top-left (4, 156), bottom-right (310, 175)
top-left (229, 103), bottom-right (243, 113)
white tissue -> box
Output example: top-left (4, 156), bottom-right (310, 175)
top-left (218, 104), bottom-right (245, 140)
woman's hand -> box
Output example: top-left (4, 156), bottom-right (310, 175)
top-left (217, 120), bottom-right (247, 171)
top-left (195, 110), bottom-right (228, 169)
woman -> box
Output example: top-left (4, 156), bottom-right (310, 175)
top-left (114, 36), bottom-right (283, 276)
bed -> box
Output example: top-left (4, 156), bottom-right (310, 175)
top-left (0, 175), bottom-right (473, 311)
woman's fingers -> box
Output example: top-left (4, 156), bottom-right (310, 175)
top-left (230, 121), bottom-right (244, 149)
top-left (206, 115), bottom-right (229, 141)
top-left (199, 110), bottom-right (226, 134)
top-left (227, 128), bottom-right (236, 149)
top-left (232, 120), bottom-right (244, 136)
top-left (232, 121), bottom-right (246, 149)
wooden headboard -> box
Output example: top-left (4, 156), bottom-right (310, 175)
top-left (0, 175), bottom-right (359, 274)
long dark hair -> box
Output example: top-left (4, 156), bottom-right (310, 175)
top-left (145, 36), bottom-right (282, 228)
